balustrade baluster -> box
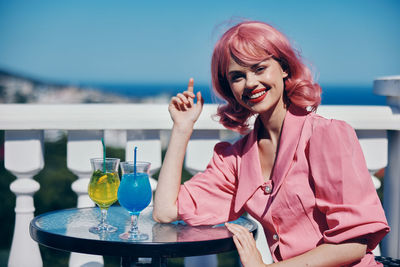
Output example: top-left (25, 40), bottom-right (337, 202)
top-left (184, 129), bottom-right (224, 267)
top-left (185, 130), bottom-right (221, 175)
top-left (374, 76), bottom-right (400, 258)
top-left (67, 130), bottom-right (104, 267)
top-left (124, 129), bottom-right (162, 264)
top-left (5, 130), bottom-right (44, 267)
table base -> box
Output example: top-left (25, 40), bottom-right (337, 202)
top-left (121, 256), bottom-right (167, 267)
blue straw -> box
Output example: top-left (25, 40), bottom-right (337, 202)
top-left (134, 146), bottom-right (137, 175)
top-left (101, 138), bottom-right (106, 173)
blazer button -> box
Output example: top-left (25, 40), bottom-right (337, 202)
top-left (273, 234), bottom-right (279, 241)
top-left (264, 185), bottom-right (272, 194)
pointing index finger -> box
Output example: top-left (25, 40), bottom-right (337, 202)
top-left (187, 78), bottom-right (194, 93)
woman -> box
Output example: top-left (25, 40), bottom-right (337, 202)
top-left (153, 21), bottom-right (389, 266)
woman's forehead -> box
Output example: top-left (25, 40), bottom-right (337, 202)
top-left (227, 55), bottom-right (273, 71)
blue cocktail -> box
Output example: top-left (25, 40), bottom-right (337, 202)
top-left (118, 161), bottom-right (152, 240)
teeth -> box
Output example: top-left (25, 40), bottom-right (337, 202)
top-left (249, 91), bottom-right (266, 99)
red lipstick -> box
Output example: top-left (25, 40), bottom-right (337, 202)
top-left (247, 88), bottom-right (268, 104)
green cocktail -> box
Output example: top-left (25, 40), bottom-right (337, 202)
top-left (88, 170), bottom-right (120, 209)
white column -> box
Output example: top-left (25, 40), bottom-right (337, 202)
top-left (5, 130), bottom-right (44, 267)
top-left (184, 130), bottom-right (222, 267)
top-left (374, 75), bottom-right (400, 258)
top-left (67, 130), bottom-right (104, 267)
top-left (356, 130), bottom-right (388, 256)
top-left (185, 130), bottom-right (221, 175)
top-left (125, 130), bottom-right (162, 264)
top-left (356, 130), bottom-right (388, 190)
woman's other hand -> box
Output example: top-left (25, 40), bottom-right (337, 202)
top-left (225, 223), bottom-right (267, 267)
top-left (169, 78), bottom-right (204, 130)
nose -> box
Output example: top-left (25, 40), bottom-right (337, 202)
top-left (245, 72), bottom-right (258, 89)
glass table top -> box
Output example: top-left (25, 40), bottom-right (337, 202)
top-left (30, 205), bottom-right (257, 258)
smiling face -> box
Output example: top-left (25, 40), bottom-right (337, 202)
top-left (227, 57), bottom-right (288, 115)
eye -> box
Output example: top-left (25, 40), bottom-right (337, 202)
top-left (229, 73), bottom-right (244, 83)
top-left (255, 66), bottom-right (266, 73)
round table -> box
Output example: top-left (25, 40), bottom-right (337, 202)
top-left (30, 205), bottom-right (258, 266)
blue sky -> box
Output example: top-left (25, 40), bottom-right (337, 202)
top-left (0, 0), bottom-right (399, 87)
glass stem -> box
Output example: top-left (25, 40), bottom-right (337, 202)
top-left (129, 213), bottom-right (139, 234)
top-left (100, 208), bottom-right (108, 226)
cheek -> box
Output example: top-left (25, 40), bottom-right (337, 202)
top-left (268, 71), bottom-right (285, 90)
top-left (230, 84), bottom-right (243, 101)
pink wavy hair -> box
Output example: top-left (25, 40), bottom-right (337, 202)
top-left (211, 21), bottom-right (322, 134)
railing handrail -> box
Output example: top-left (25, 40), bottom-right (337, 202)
top-left (0, 103), bottom-right (399, 130)
top-left (317, 105), bottom-right (399, 130)
top-left (0, 104), bottom-right (219, 130)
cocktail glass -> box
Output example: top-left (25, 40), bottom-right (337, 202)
top-left (118, 161), bottom-right (152, 240)
top-left (88, 158), bottom-right (120, 233)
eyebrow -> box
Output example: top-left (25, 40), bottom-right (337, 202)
top-left (227, 61), bottom-right (267, 76)
top-left (250, 62), bottom-right (264, 70)
top-left (227, 70), bottom-right (243, 77)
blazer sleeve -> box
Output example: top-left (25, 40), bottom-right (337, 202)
top-left (308, 119), bottom-right (389, 251)
top-left (177, 141), bottom-right (242, 226)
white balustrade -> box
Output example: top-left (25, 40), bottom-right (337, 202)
top-left (374, 75), bottom-right (400, 258)
top-left (184, 129), bottom-right (223, 267)
top-left (0, 83), bottom-right (399, 266)
top-left (67, 130), bottom-right (104, 208)
top-left (67, 130), bottom-right (104, 267)
top-left (185, 130), bottom-right (221, 175)
top-left (356, 130), bottom-right (388, 190)
top-left (5, 130), bottom-right (44, 267)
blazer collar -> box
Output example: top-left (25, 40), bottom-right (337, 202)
top-left (234, 105), bottom-right (309, 213)
top-left (270, 105), bottom-right (308, 197)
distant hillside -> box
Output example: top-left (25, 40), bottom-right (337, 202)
top-left (0, 69), bottom-right (135, 104)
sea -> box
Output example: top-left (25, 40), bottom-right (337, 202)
top-left (90, 83), bottom-right (387, 106)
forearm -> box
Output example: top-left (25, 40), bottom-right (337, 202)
top-left (269, 242), bottom-right (367, 267)
top-left (153, 123), bottom-right (193, 223)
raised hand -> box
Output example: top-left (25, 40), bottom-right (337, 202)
top-left (153, 78), bottom-right (204, 224)
top-left (168, 78), bottom-right (204, 130)
top-left (225, 223), bottom-right (267, 267)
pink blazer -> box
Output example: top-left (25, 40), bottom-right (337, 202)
top-left (177, 106), bottom-right (389, 266)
